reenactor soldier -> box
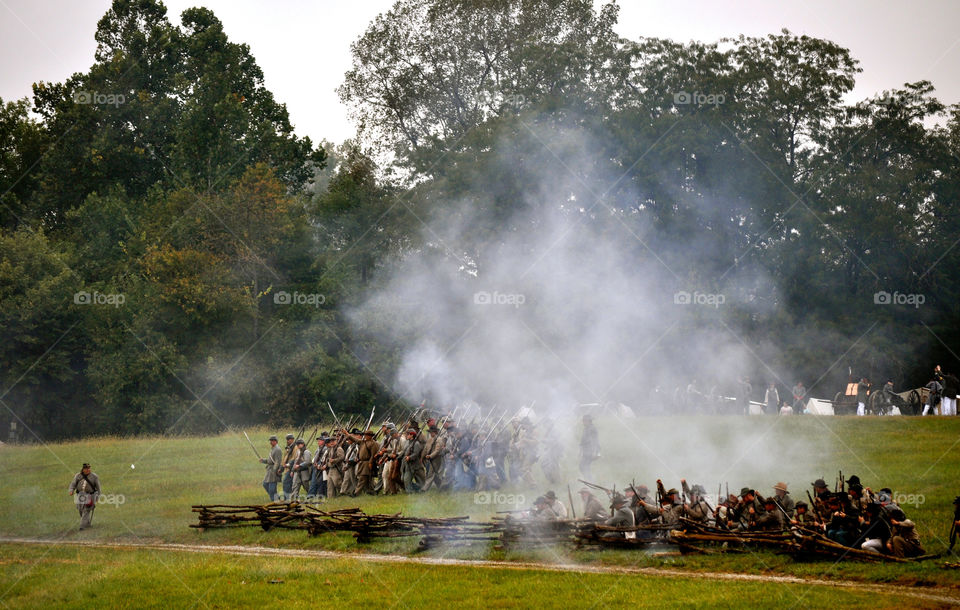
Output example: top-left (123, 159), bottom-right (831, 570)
top-left (845, 475), bottom-right (873, 510)
top-left (290, 439), bottom-right (311, 502)
top-left (728, 488), bottom-right (763, 530)
top-left (811, 477), bottom-right (831, 521)
top-left (578, 414), bottom-right (600, 479)
top-left (888, 516), bottom-right (924, 557)
top-left (543, 490), bottom-right (567, 518)
top-left (531, 496), bottom-right (559, 520)
top-left (324, 436), bottom-right (345, 498)
top-left (659, 488), bottom-right (682, 526)
top-left (340, 432), bottom-right (360, 496)
top-left (355, 429), bottom-right (380, 495)
top-left (280, 433), bottom-right (296, 500)
top-left (422, 424), bottom-right (446, 491)
top-left (68, 463), bottom-right (101, 530)
top-left (309, 436), bottom-right (327, 500)
top-left (379, 426), bottom-right (401, 494)
top-left (680, 481), bottom-right (711, 522)
top-left (754, 496), bottom-right (786, 530)
top-left (856, 377), bottom-right (870, 416)
top-left (579, 487), bottom-right (609, 522)
top-left (603, 493), bottom-right (636, 538)
top-left (791, 501), bottom-right (817, 528)
top-left (772, 482), bottom-right (795, 518)
top-left (401, 428), bottom-right (425, 492)
top-left (629, 485), bottom-right (660, 525)
top-left (260, 435), bottom-right (282, 501)
top-left (442, 419), bottom-right (459, 490)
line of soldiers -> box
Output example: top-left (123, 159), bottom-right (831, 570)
top-left (559, 474), bottom-right (924, 557)
top-left (258, 413), bottom-right (551, 501)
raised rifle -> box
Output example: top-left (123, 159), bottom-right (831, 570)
top-left (280, 422), bottom-right (306, 475)
top-left (839, 470), bottom-right (844, 494)
top-left (578, 478), bottom-right (613, 497)
top-left (242, 431), bottom-right (263, 461)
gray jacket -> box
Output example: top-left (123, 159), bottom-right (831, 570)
top-left (69, 472), bottom-right (101, 506)
top-left (263, 445), bottom-right (282, 484)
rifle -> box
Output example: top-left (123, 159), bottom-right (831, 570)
top-left (839, 470), bottom-right (844, 494)
top-left (578, 479), bottom-right (613, 497)
top-left (568, 484), bottom-right (577, 520)
top-left (327, 402), bottom-right (342, 428)
top-left (951, 504), bottom-right (960, 552)
top-left (656, 479), bottom-right (667, 511)
top-left (757, 491), bottom-right (791, 522)
top-left (242, 431), bottom-right (263, 461)
top-left (806, 490), bottom-right (824, 526)
top-left (280, 422), bottom-right (306, 474)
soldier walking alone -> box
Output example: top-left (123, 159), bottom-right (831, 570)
top-left (68, 463), bottom-right (101, 530)
top-left (260, 435), bottom-right (282, 501)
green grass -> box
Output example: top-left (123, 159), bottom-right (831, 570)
top-left (3, 416), bottom-right (960, 596)
top-left (0, 542), bottom-right (944, 608)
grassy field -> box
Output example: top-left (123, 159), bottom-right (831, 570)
top-left (2, 415), bottom-right (960, 603)
top-left (0, 542), bottom-right (949, 608)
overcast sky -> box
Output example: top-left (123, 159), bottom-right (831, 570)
top-left (1, 0), bottom-right (958, 145)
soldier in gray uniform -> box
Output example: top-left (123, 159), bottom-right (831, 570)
top-left (579, 487), bottom-right (609, 522)
top-left (680, 481), bottom-right (712, 522)
top-left (290, 439), bottom-right (312, 502)
top-left (772, 482), bottom-right (796, 518)
top-left (603, 493), bottom-right (636, 538)
top-left (422, 424), bottom-right (446, 491)
top-left (401, 428), bottom-right (425, 492)
top-left (280, 433), bottom-right (296, 500)
top-left (260, 435), bottom-right (282, 501)
top-left (340, 433), bottom-right (360, 496)
top-left (68, 463), bottom-right (101, 530)
top-left (323, 436), bottom-right (345, 498)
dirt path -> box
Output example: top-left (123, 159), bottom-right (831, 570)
top-left (2, 537), bottom-right (958, 605)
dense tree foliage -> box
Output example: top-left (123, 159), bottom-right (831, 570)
top-left (1, 0), bottom-right (958, 439)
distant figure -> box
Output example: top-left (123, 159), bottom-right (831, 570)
top-left (578, 415), bottom-right (599, 479)
top-left (923, 379), bottom-right (943, 416)
top-left (779, 402), bottom-right (794, 416)
top-left (578, 487), bottom-right (608, 522)
top-left (792, 382), bottom-right (806, 412)
top-left (260, 435), bottom-right (282, 501)
top-left (943, 373), bottom-right (959, 416)
top-left (68, 463), bottom-right (101, 530)
top-left (737, 376), bottom-right (752, 415)
top-left (856, 377), bottom-right (870, 416)
top-left (764, 383), bottom-right (779, 415)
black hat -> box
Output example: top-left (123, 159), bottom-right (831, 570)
top-left (286, 434), bottom-right (295, 440)
top-left (740, 487), bottom-right (754, 497)
top-left (812, 478), bottom-right (827, 488)
top-left (846, 475), bottom-right (861, 486)
top-left (545, 491), bottom-right (557, 500)
top-left (268, 435), bottom-right (278, 441)
top-left (610, 493), bottom-right (627, 507)
top-left (295, 438), bottom-right (305, 445)
top-left (350, 428), bottom-right (361, 435)
top-left (795, 501), bottom-right (808, 509)
top-left (82, 463), bottom-right (91, 469)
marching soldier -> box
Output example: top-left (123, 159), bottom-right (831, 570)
top-left (324, 436), bottom-right (345, 498)
top-left (280, 433), bottom-right (296, 501)
top-left (309, 436), bottom-right (327, 500)
top-left (422, 423), bottom-right (446, 491)
top-left (260, 435), bottom-right (282, 501)
top-left (401, 427), bottom-right (425, 492)
top-left (290, 439), bottom-right (311, 502)
top-left (379, 425), bottom-right (401, 494)
top-left (340, 432), bottom-right (360, 496)
top-left (68, 463), bottom-right (101, 530)
top-left (354, 429), bottom-right (380, 495)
